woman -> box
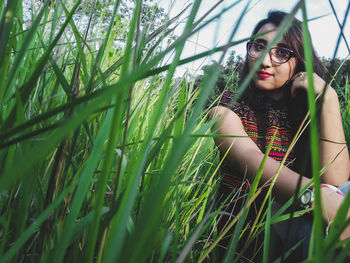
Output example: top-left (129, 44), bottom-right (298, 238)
top-left (209, 11), bottom-right (350, 261)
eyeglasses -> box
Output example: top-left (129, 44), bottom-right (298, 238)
top-left (246, 41), bottom-right (295, 64)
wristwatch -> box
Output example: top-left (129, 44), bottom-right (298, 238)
top-left (299, 188), bottom-right (314, 209)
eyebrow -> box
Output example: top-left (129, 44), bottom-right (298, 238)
top-left (277, 43), bottom-right (289, 48)
top-left (254, 38), bottom-right (291, 49)
top-left (254, 38), bottom-right (267, 45)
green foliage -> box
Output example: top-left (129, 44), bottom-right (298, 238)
top-left (0, 0), bottom-right (349, 262)
top-left (196, 51), bottom-right (244, 93)
top-left (322, 56), bottom-right (350, 88)
top-left (0, 0), bottom-right (231, 262)
top-left (320, 57), bottom-right (350, 149)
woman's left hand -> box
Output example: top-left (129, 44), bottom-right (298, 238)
top-left (290, 72), bottom-right (329, 98)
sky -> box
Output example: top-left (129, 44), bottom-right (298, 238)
top-left (158, 0), bottom-right (350, 76)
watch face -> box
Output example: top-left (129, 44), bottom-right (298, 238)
top-left (300, 189), bottom-right (314, 208)
top-left (301, 191), bottom-right (311, 204)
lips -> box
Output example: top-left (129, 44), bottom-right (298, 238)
top-left (257, 71), bottom-right (273, 79)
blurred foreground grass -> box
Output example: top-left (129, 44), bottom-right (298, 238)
top-left (0, 0), bottom-right (349, 262)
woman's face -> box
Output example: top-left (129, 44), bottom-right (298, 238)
top-left (248, 23), bottom-right (297, 99)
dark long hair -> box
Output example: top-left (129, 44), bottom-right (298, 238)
top-left (239, 10), bottom-right (326, 174)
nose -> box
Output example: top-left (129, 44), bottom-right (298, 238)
top-left (261, 51), bottom-right (272, 67)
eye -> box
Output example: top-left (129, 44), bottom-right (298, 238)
top-left (253, 42), bottom-right (265, 52)
top-left (275, 48), bottom-right (291, 58)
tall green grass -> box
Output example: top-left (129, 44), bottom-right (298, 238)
top-left (0, 0), bottom-right (349, 262)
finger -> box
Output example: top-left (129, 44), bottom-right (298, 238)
top-left (291, 72), bottom-right (305, 81)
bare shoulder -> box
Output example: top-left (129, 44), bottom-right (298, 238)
top-left (209, 106), bottom-right (239, 120)
top-left (209, 106), bottom-right (246, 136)
top-left (209, 105), bottom-right (240, 121)
top-left (209, 106), bottom-right (261, 167)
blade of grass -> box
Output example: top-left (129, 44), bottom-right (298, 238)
top-left (1, 0), bottom-right (81, 131)
top-left (101, 2), bottom-right (206, 262)
top-left (0, 183), bottom-right (75, 263)
top-left (226, 130), bottom-right (275, 263)
top-left (85, 0), bottom-right (121, 92)
top-left (263, 194), bottom-right (272, 263)
top-left (0, 31), bottom-right (254, 143)
top-left (175, 203), bottom-right (215, 263)
top-left (301, 2), bottom-right (323, 260)
top-left (50, 107), bottom-right (113, 263)
top-left (1, 26), bottom-right (201, 186)
top-left (0, 0), bottom-right (20, 106)
top-left (0, 0), bottom-right (19, 69)
top-left (5, 0), bottom-right (50, 100)
top-left (85, 0), bottom-right (142, 261)
top-left (159, 231), bottom-right (173, 262)
top-left (333, 237), bottom-right (350, 263)
top-left (324, 189), bottom-right (350, 253)
top-left (123, 58), bottom-right (216, 263)
top-left (48, 52), bottom-right (72, 97)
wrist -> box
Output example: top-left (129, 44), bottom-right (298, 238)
top-left (320, 184), bottom-right (344, 196)
top-left (320, 185), bottom-right (345, 223)
top-left (320, 87), bottom-right (338, 105)
top-left (299, 184), bottom-right (343, 210)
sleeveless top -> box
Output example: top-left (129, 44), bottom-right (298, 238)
top-left (219, 90), bottom-right (297, 190)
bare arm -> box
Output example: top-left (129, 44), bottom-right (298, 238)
top-left (291, 73), bottom-right (350, 186)
top-left (209, 105), bottom-right (309, 202)
top-left (319, 88), bottom-right (350, 185)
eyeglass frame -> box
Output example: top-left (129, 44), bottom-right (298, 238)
top-left (246, 41), bottom-right (296, 64)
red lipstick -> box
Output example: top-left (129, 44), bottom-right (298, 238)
top-left (257, 71), bottom-right (273, 79)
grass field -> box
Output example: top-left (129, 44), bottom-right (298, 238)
top-left (0, 0), bottom-right (349, 262)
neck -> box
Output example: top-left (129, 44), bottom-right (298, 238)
top-left (264, 89), bottom-right (284, 100)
